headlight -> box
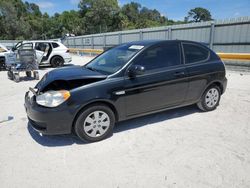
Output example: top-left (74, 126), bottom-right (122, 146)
top-left (36, 90), bottom-right (70, 107)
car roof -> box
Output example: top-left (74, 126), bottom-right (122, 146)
top-left (125, 40), bottom-right (163, 46)
top-left (21, 40), bottom-right (60, 43)
top-left (124, 40), bottom-right (208, 47)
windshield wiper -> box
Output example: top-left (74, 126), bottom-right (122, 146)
top-left (85, 66), bottom-right (98, 72)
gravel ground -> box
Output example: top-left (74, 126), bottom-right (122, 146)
top-left (0, 55), bottom-right (250, 188)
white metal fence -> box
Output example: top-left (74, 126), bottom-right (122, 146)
top-left (64, 17), bottom-right (250, 53)
top-left (1, 17), bottom-right (250, 53)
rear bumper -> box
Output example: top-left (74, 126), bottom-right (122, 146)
top-left (24, 91), bottom-right (74, 135)
top-left (222, 77), bottom-right (227, 94)
top-left (64, 57), bottom-right (72, 64)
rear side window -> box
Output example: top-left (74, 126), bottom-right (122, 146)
top-left (52, 42), bottom-right (60, 48)
top-left (183, 43), bottom-right (209, 64)
top-left (134, 42), bottom-right (181, 72)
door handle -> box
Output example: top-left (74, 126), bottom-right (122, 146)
top-left (174, 72), bottom-right (185, 77)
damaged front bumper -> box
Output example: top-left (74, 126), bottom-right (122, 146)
top-left (24, 90), bottom-right (75, 135)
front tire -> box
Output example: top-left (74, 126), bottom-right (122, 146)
top-left (74, 104), bottom-right (115, 142)
top-left (197, 85), bottom-right (221, 111)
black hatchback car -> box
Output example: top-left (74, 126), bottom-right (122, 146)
top-left (25, 40), bottom-right (227, 142)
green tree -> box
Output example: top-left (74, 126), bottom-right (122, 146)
top-left (0, 0), bottom-right (31, 39)
top-left (24, 2), bottom-right (42, 17)
top-left (58, 11), bottom-right (83, 35)
top-left (121, 2), bottom-right (141, 27)
top-left (79, 0), bottom-right (120, 34)
top-left (24, 2), bottom-right (44, 39)
top-left (185, 7), bottom-right (212, 22)
top-left (0, 0), bottom-right (181, 40)
top-left (121, 2), bottom-right (167, 29)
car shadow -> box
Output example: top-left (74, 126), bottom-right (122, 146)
top-left (27, 105), bottom-right (199, 147)
top-left (19, 76), bottom-right (37, 82)
top-left (27, 123), bottom-right (87, 147)
top-left (114, 105), bottom-right (199, 133)
top-left (7, 76), bottom-right (37, 82)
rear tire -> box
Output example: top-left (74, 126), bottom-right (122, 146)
top-left (197, 85), bottom-right (221, 111)
top-left (74, 104), bottom-right (115, 142)
top-left (7, 71), bottom-right (13, 80)
top-left (13, 73), bottom-right (20, 83)
top-left (50, 56), bottom-right (64, 67)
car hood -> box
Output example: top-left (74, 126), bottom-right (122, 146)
top-left (36, 65), bottom-right (107, 91)
top-left (0, 44), bottom-right (8, 52)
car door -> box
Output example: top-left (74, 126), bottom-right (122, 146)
top-left (16, 42), bottom-right (34, 61)
top-left (35, 42), bottom-right (50, 64)
top-left (124, 42), bottom-right (189, 117)
top-left (182, 42), bottom-right (211, 103)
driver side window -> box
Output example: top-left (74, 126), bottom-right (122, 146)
top-left (133, 42), bottom-right (181, 72)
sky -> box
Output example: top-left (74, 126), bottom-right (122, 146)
top-left (25, 0), bottom-right (250, 21)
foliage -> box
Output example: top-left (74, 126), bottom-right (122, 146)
top-left (0, 0), bottom-right (212, 40)
top-left (79, 0), bottom-right (121, 33)
top-left (185, 7), bottom-right (213, 22)
top-left (0, 0), bottom-right (33, 39)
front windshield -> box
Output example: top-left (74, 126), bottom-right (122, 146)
top-left (85, 44), bottom-right (144, 75)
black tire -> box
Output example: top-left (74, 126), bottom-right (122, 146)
top-left (13, 73), bottom-right (20, 83)
top-left (7, 71), bottom-right (13, 80)
top-left (26, 71), bottom-right (32, 77)
top-left (50, 56), bottom-right (64, 67)
top-left (33, 71), bottom-right (39, 80)
top-left (74, 104), bottom-right (115, 142)
top-left (0, 57), bottom-right (5, 70)
top-left (197, 85), bottom-right (221, 112)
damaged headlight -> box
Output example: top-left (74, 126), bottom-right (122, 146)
top-left (36, 90), bottom-right (70, 107)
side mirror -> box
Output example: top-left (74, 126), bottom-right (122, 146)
top-left (128, 65), bottom-right (145, 78)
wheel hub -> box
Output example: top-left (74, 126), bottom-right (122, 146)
top-left (205, 88), bottom-right (219, 108)
top-left (83, 111), bottom-right (110, 137)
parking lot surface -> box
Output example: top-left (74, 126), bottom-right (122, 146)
top-left (0, 55), bottom-right (250, 188)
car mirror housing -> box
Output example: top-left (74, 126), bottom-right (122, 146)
top-left (128, 65), bottom-right (145, 78)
